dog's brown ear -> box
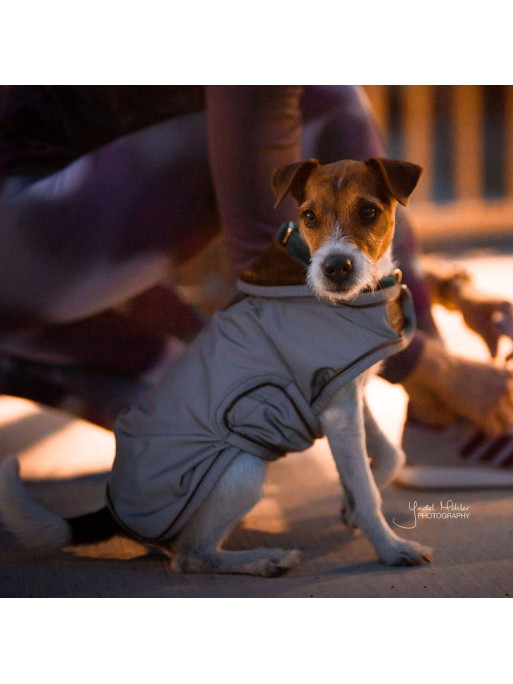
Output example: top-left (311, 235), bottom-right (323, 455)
top-left (272, 159), bottom-right (319, 209)
top-left (366, 158), bottom-right (422, 206)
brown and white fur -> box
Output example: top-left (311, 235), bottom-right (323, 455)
top-left (0, 157), bottom-right (432, 576)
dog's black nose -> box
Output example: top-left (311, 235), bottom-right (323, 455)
top-left (322, 255), bottom-right (353, 283)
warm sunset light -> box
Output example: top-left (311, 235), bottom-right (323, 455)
top-left (0, 86), bottom-right (511, 602)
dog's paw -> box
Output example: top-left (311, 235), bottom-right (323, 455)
top-left (261, 548), bottom-right (301, 577)
top-left (378, 539), bottom-right (433, 567)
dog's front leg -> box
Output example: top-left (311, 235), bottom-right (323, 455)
top-left (320, 381), bottom-right (432, 566)
top-left (363, 398), bottom-right (406, 490)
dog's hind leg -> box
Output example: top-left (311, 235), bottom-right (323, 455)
top-left (168, 451), bottom-right (300, 577)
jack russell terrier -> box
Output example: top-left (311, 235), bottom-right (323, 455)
top-left (0, 156), bottom-right (432, 577)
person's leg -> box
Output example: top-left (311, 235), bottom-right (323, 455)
top-left (0, 87), bottom-right (306, 423)
top-left (0, 111), bottom-right (218, 331)
top-left (205, 86), bottom-right (303, 275)
top-left (0, 110), bottom-right (219, 423)
top-left (206, 84), bottom-right (433, 387)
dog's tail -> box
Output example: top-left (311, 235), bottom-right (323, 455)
top-left (0, 455), bottom-right (121, 551)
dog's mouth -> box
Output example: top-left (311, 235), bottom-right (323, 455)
top-left (311, 273), bottom-right (377, 302)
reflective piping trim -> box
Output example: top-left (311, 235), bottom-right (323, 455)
top-left (106, 486), bottom-right (157, 544)
top-left (107, 447), bottom-right (236, 543)
top-left (311, 336), bottom-right (405, 408)
top-left (223, 382), bottom-right (320, 459)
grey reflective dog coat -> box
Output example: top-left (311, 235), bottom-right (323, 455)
top-left (108, 226), bottom-right (416, 542)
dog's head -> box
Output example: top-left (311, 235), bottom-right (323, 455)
top-left (272, 157), bottom-right (422, 301)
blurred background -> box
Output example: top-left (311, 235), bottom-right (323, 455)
top-left (363, 85), bottom-right (513, 248)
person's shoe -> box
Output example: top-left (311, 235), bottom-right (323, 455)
top-left (397, 413), bottom-right (513, 489)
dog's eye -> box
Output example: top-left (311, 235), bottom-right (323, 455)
top-left (302, 210), bottom-right (317, 227)
top-left (361, 204), bottom-right (380, 222)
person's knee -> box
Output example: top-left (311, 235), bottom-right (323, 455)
top-left (302, 85), bottom-right (386, 162)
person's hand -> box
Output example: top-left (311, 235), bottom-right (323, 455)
top-left (403, 336), bottom-right (513, 435)
top-left (457, 285), bottom-right (513, 358)
top-left (422, 257), bottom-right (513, 359)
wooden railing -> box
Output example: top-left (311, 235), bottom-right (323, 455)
top-left (363, 85), bottom-right (513, 246)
